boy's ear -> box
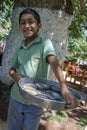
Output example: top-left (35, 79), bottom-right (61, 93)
top-left (38, 23), bottom-right (42, 29)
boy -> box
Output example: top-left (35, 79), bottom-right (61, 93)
top-left (8, 8), bottom-right (80, 130)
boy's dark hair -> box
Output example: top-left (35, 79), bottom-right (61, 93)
top-left (19, 8), bottom-right (41, 24)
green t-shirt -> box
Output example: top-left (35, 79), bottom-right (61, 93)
top-left (11, 35), bottom-right (56, 104)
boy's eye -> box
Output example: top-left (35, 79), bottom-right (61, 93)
top-left (28, 21), bottom-right (33, 24)
top-left (20, 20), bottom-right (34, 25)
top-left (20, 21), bottom-right (26, 25)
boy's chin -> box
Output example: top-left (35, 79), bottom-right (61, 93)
top-left (24, 34), bottom-right (33, 38)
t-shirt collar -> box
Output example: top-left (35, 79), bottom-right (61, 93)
top-left (21, 34), bottom-right (42, 49)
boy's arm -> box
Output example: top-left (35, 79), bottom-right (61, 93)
top-left (9, 67), bottom-right (26, 83)
top-left (47, 55), bottom-right (80, 109)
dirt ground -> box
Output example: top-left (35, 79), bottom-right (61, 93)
top-left (0, 81), bottom-right (87, 130)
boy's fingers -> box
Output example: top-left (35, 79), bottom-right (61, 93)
top-left (64, 99), bottom-right (81, 109)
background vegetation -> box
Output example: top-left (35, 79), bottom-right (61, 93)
top-left (67, 0), bottom-right (87, 63)
top-left (0, 0), bottom-right (14, 43)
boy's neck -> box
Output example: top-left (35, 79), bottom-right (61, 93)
top-left (25, 35), bottom-right (38, 47)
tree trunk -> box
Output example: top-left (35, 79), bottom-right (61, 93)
top-left (0, 0), bottom-right (73, 85)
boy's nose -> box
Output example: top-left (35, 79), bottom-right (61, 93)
top-left (25, 23), bottom-right (30, 27)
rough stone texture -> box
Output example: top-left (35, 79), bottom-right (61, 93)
top-left (0, 7), bottom-right (72, 85)
top-left (15, 0), bottom-right (66, 10)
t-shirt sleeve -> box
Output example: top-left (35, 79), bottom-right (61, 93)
top-left (11, 48), bottom-right (19, 69)
top-left (43, 38), bottom-right (56, 59)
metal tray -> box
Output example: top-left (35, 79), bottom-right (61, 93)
top-left (18, 77), bottom-right (81, 111)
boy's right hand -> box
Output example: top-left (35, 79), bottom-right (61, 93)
top-left (9, 67), bottom-right (28, 83)
top-left (14, 74), bottom-right (27, 83)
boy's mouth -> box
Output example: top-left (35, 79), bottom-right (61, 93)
top-left (25, 30), bottom-right (33, 35)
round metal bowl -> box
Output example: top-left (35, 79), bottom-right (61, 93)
top-left (18, 77), bottom-right (82, 111)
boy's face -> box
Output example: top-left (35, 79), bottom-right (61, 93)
top-left (19, 13), bottom-right (42, 39)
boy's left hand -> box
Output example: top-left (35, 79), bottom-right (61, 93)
top-left (61, 84), bottom-right (80, 109)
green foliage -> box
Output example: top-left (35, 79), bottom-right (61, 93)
top-left (47, 111), bottom-right (68, 122)
top-left (77, 117), bottom-right (87, 130)
top-left (65, 57), bottom-right (77, 63)
top-left (67, 1), bottom-right (87, 62)
top-left (67, 38), bottom-right (87, 62)
top-left (69, 0), bottom-right (87, 38)
top-left (0, 0), bottom-right (14, 44)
